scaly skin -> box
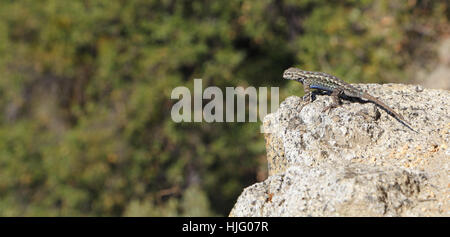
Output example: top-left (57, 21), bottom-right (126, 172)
top-left (283, 67), bottom-right (415, 132)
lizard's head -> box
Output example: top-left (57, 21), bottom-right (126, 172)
top-left (283, 67), bottom-right (305, 82)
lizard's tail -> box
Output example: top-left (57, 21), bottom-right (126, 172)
top-left (361, 93), bottom-right (416, 132)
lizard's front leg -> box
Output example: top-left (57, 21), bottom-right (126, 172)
top-left (302, 82), bottom-right (313, 104)
top-left (322, 88), bottom-right (343, 113)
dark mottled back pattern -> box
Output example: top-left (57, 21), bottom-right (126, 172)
top-left (283, 67), bottom-right (364, 97)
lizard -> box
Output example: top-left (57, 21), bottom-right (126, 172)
top-left (282, 67), bottom-right (416, 132)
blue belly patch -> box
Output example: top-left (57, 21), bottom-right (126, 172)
top-left (310, 84), bottom-right (332, 92)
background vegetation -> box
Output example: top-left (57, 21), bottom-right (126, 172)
top-left (0, 0), bottom-right (447, 216)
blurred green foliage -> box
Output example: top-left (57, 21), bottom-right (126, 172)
top-left (0, 0), bottom-right (447, 216)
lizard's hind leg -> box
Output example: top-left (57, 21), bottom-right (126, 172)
top-left (322, 88), bottom-right (343, 113)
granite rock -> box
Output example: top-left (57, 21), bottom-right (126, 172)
top-left (230, 84), bottom-right (449, 216)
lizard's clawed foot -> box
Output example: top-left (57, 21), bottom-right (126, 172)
top-left (322, 103), bottom-right (341, 113)
top-left (302, 92), bottom-right (313, 104)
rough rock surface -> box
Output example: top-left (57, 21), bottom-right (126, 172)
top-left (230, 84), bottom-right (449, 216)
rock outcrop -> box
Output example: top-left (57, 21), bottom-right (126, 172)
top-left (230, 84), bottom-right (449, 216)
